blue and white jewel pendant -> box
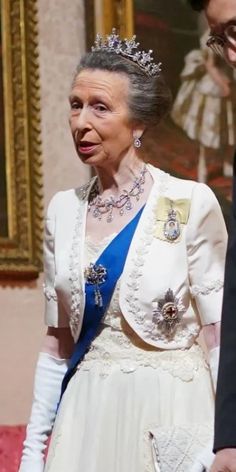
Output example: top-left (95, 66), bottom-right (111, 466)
top-left (84, 263), bottom-right (107, 307)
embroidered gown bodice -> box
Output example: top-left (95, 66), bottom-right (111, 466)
top-left (80, 234), bottom-right (207, 382)
top-left (44, 167), bottom-right (225, 472)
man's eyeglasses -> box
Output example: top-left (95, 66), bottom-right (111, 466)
top-left (206, 24), bottom-right (236, 57)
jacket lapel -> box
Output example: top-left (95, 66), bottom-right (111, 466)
top-left (120, 165), bottom-right (170, 295)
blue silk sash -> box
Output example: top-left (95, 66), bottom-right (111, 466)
top-left (60, 205), bottom-right (144, 399)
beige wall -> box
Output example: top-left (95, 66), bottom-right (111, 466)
top-left (0, 0), bottom-right (90, 425)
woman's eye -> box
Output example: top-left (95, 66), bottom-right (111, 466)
top-left (94, 104), bottom-right (107, 112)
top-left (70, 101), bottom-right (82, 110)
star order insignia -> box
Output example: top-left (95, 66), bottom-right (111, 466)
top-left (152, 289), bottom-right (185, 337)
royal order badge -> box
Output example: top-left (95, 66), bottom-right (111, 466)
top-left (152, 289), bottom-right (185, 337)
top-left (163, 208), bottom-right (181, 241)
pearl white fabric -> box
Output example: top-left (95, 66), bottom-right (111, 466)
top-left (45, 235), bottom-right (214, 472)
top-left (42, 167), bottom-right (227, 471)
top-left (45, 354), bottom-right (214, 472)
top-left (42, 165), bottom-right (227, 349)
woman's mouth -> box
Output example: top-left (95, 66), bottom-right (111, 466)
top-left (78, 141), bottom-right (99, 155)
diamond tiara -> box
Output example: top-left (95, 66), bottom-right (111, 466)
top-left (91, 28), bottom-right (162, 77)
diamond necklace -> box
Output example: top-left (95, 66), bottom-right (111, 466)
top-left (88, 164), bottom-right (147, 223)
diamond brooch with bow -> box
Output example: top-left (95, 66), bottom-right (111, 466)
top-left (84, 263), bottom-right (107, 307)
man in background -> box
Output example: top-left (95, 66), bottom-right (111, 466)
top-left (189, 1), bottom-right (236, 471)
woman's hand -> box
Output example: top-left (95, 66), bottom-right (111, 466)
top-left (210, 449), bottom-right (236, 472)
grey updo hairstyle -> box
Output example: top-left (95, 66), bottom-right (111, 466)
top-left (74, 50), bottom-right (172, 128)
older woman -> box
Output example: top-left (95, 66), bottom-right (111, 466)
top-left (19, 30), bottom-right (227, 472)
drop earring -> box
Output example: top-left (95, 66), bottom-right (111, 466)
top-left (134, 136), bottom-right (141, 148)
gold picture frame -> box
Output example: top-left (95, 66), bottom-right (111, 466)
top-left (84, 0), bottom-right (134, 49)
top-left (85, 1), bottom-right (233, 221)
top-left (0, 0), bottom-right (43, 279)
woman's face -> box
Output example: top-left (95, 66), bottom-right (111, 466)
top-left (69, 69), bottom-right (139, 167)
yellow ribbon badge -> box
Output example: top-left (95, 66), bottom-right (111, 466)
top-left (154, 197), bottom-right (191, 243)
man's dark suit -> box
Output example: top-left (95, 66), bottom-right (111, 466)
top-left (214, 155), bottom-right (236, 451)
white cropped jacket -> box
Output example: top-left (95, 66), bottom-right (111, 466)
top-left (43, 165), bottom-right (227, 350)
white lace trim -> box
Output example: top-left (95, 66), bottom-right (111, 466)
top-left (68, 180), bottom-right (118, 339)
top-left (103, 284), bottom-right (122, 328)
top-left (126, 171), bottom-right (169, 330)
top-left (68, 184), bottom-right (90, 338)
top-left (43, 283), bottom-right (57, 301)
top-left (79, 323), bottom-right (208, 381)
top-left (125, 170), bottom-right (200, 346)
top-left (85, 233), bottom-right (117, 257)
top-left (190, 279), bottom-right (223, 297)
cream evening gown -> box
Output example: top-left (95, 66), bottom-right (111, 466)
top-left (45, 234), bottom-right (214, 472)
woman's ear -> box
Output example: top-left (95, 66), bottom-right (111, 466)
top-left (132, 123), bottom-right (146, 141)
top-left (132, 124), bottom-right (146, 149)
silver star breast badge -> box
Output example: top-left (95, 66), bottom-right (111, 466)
top-left (152, 289), bottom-right (186, 337)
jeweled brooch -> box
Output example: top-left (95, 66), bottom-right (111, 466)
top-left (84, 263), bottom-right (107, 307)
top-left (152, 289), bottom-right (185, 337)
top-left (163, 208), bottom-right (180, 241)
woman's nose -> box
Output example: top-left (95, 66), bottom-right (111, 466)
top-left (75, 107), bottom-right (91, 130)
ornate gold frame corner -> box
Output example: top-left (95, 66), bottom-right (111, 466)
top-left (84, 0), bottom-right (134, 49)
top-left (0, 0), bottom-right (43, 279)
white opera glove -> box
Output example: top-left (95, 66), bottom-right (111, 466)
top-left (18, 352), bottom-right (68, 472)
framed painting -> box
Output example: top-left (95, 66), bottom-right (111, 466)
top-left (85, 0), bottom-right (235, 221)
top-left (0, 0), bottom-right (43, 279)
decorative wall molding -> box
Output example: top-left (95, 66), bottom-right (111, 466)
top-left (0, 0), bottom-right (43, 278)
top-left (84, 0), bottom-right (134, 49)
